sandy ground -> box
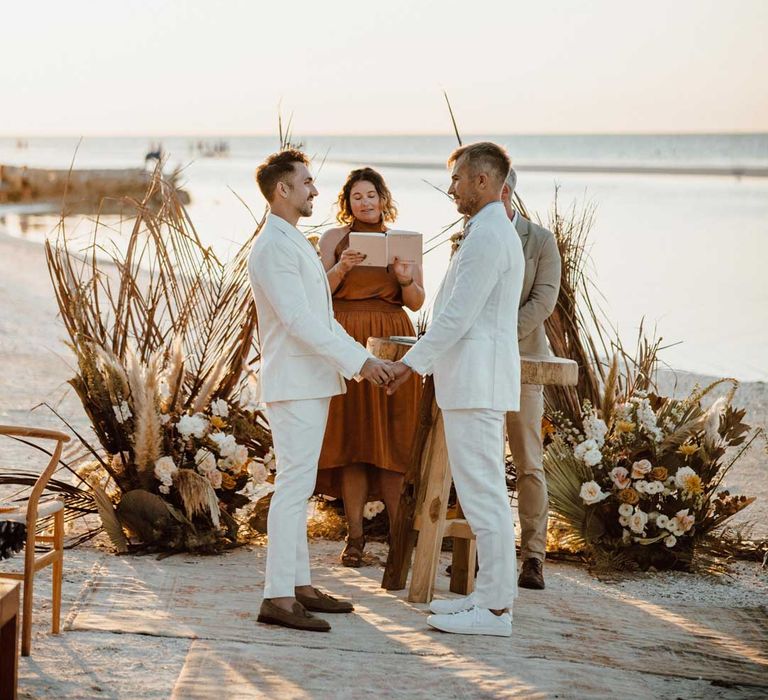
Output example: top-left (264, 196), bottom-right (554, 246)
top-left (0, 229), bottom-right (767, 698)
top-left (1, 540), bottom-right (766, 699)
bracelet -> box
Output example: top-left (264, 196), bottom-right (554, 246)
top-left (398, 277), bottom-right (414, 288)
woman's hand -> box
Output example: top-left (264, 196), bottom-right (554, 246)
top-left (337, 248), bottom-right (366, 274)
top-left (392, 257), bottom-right (417, 286)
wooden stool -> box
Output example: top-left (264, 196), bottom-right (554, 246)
top-left (368, 338), bottom-right (578, 603)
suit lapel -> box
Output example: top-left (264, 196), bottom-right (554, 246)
top-left (270, 214), bottom-right (334, 313)
top-left (515, 215), bottom-right (531, 253)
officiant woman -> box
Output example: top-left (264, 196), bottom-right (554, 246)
top-left (316, 167), bottom-right (424, 566)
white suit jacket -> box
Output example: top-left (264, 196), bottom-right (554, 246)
top-left (403, 202), bottom-right (524, 411)
top-left (248, 213), bottom-right (371, 403)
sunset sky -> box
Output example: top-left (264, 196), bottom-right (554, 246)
top-left (1, 0), bottom-right (766, 135)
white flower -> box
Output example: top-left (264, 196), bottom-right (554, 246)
top-left (673, 508), bottom-right (695, 533)
top-left (583, 415), bottom-right (608, 447)
top-left (210, 399), bottom-right (229, 418)
top-left (579, 480), bottom-right (609, 505)
top-left (239, 369), bottom-right (262, 412)
top-left (635, 481), bottom-right (648, 494)
top-left (619, 515), bottom-right (630, 526)
top-left (656, 514), bottom-right (670, 529)
top-left (635, 397), bottom-right (663, 442)
top-left (363, 501), bottom-right (385, 520)
top-left (209, 432), bottom-right (236, 457)
top-left (177, 413), bottom-right (209, 439)
top-left (247, 460), bottom-right (268, 484)
top-left (154, 456), bottom-right (177, 487)
top-left (628, 508), bottom-right (649, 534)
top-left (644, 481), bottom-right (664, 495)
top-left (159, 484), bottom-right (170, 495)
top-left (583, 448), bottom-right (603, 467)
top-left (574, 439), bottom-right (597, 459)
top-left (263, 447), bottom-right (276, 471)
top-left (618, 503), bottom-right (634, 517)
top-left (664, 534), bottom-right (677, 548)
top-left (113, 400), bottom-right (132, 423)
top-left (195, 448), bottom-right (218, 475)
top-left (610, 467), bottom-right (631, 490)
top-left (622, 528), bottom-right (632, 544)
top-left (631, 459), bottom-right (652, 479)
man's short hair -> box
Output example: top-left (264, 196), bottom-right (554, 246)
top-left (255, 149), bottom-right (310, 202)
top-left (447, 141), bottom-right (511, 185)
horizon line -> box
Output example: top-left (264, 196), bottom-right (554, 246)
top-left (2, 130), bottom-right (767, 139)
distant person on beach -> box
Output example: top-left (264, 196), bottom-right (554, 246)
top-left (248, 149), bottom-right (395, 632)
top-left (501, 169), bottom-right (561, 591)
top-left (316, 167), bottom-right (424, 567)
top-left (387, 142), bottom-right (524, 637)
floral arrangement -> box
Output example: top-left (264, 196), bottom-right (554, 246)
top-left (544, 374), bottom-right (759, 570)
top-left (36, 174), bottom-right (275, 552)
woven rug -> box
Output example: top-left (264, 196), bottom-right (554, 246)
top-left (66, 548), bottom-right (768, 691)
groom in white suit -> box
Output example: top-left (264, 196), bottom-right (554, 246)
top-left (248, 149), bottom-right (395, 632)
top-left (387, 142), bottom-right (524, 637)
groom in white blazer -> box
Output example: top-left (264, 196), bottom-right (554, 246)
top-left (248, 149), bottom-right (395, 632)
top-left (387, 142), bottom-right (524, 637)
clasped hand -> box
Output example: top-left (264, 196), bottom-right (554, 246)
top-left (359, 359), bottom-right (414, 394)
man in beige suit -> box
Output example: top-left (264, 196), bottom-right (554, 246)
top-left (502, 169), bottom-right (561, 590)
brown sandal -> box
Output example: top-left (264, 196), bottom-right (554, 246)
top-left (340, 535), bottom-right (366, 567)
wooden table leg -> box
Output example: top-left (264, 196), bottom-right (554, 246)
top-left (0, 584), bottom-right (20, 700)
top-left (449, 502), bottom-right (477, 595)
top-left (407, 413), bottom-right (451, 603)
top-left (382, 378), bottom-right (437, 591)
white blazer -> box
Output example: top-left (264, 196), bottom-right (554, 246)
top-left (248, 213), bottom-right (371, 403)
top-left (403, 201), bottom-right (524, 411)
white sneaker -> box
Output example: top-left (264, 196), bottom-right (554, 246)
top-left (429, 594), bottom-right (475, 615)
top-left (427, 605), bottom-right (512, 637)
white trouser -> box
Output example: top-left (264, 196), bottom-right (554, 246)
top-left (442, 408), bottom-right (518, 610)
top-left (263, 397), bottom-right (331, 599)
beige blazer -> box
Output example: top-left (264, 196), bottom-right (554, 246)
top-left (514, 216), bottom-right (561, 357)
top-left (248, 213), bottom-right (371, 403)
top-left (403, 202), bottom-right (524, 412)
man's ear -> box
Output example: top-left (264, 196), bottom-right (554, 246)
top-left (275, 180), bottom-right (288, 199)
top-left (501, 183), bottom-right (510, 199)
top-left (477, 171), bottom-right (488, 190)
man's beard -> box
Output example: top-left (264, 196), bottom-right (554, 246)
top-left (299, 199), bottom-right (314, 217)
top-left (455, 193), bottom-right (478, 216)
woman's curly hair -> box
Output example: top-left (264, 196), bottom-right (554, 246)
top-left (336, 167), bottom-right (398, 226)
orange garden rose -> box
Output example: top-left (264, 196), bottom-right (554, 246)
top-left (650, 466), bottom-right (668, 481)
top-left (618, 487), bottom-right (640, 505)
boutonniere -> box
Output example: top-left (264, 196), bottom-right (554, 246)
top-left (450, 229), bottom-right (465, 257)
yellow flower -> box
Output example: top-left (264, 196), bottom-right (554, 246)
top-left (679, 472), bottom-right (703, 496)
top-left (650, 467), bottom-right (668, 481)
top-left (210, 415), bottom-right (227, 430)
top-left (677, 442), bottom-right (698, 457)
top-left (615, 420), bottom-right (636, 434)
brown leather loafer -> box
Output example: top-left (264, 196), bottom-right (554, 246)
top-left (295, 587), bottom-right (354, 614)
top-left (518, 557), bottom-right (545, 590)
top-left (257, 599), bottom-right (331, 632)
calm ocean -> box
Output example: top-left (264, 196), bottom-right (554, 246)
top-left (1, 134), bottom-right (766, 381)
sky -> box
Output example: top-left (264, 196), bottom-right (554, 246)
top-left (0, 0), bottom-right (766, 136)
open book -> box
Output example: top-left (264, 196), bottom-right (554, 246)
top-left (348, 230), bottom-right (422, 268)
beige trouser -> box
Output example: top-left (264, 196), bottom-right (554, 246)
top-left (506, 384), bottom-right (548, 561)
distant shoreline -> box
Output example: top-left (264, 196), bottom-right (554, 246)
top-left (330, 159), bottom-right (768, 178)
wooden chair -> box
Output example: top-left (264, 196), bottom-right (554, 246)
top-left (0, 425), bottom-right (69, 656)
